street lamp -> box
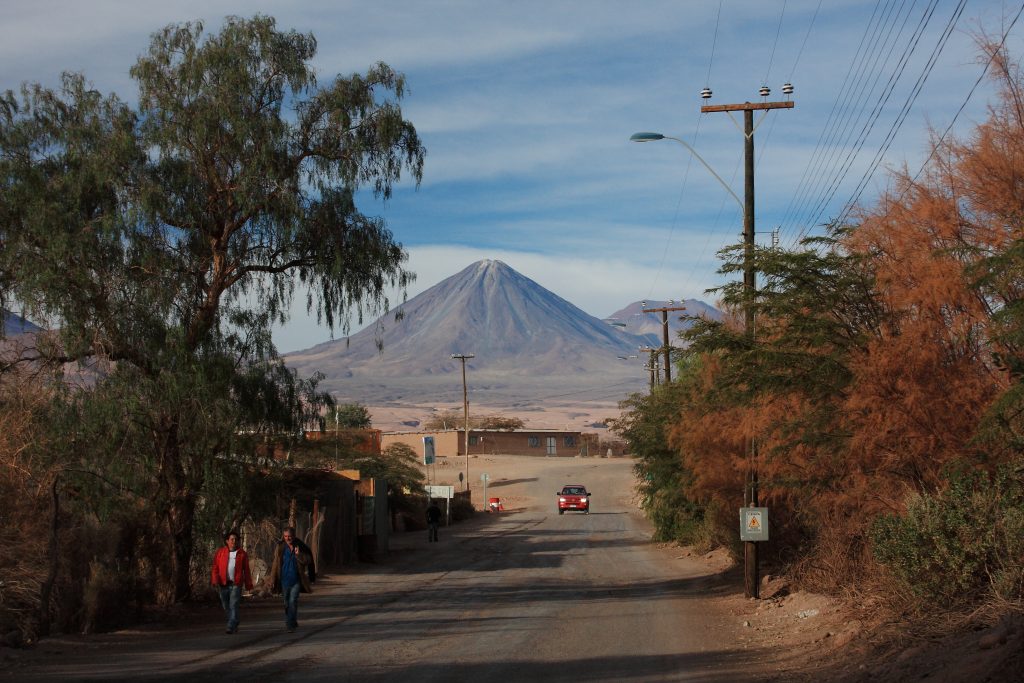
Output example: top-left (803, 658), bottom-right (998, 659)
top-left (633, 94), bottom-right (794, 600)
top-left (630, 132), bottom-right (742, 209)
top-left (451, 353), bottom-right (474, 495)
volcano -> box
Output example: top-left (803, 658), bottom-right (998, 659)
top-left (284, 260), bottom-right (652, 403)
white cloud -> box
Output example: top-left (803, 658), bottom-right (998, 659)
top-left (7, 0), bottom-right (1021, 357)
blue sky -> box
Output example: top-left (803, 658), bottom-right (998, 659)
top-left (3, 1), bottom-right (1022, 353)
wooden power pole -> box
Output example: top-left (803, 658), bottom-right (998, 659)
top-left (640, 345), bottom-right (659, 390)
top-left (641, 304), bottom-right (686, 384)
top-left (451, 353), bottom-right (474, 493)
top-left (701, 97), bottom-right (794, 600)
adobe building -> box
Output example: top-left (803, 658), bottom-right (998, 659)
top-left (381, 428), bottom-right (590, 458)
top-left (304, 428), bottom-right (382, 455)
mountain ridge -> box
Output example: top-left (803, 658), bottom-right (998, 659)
top-left (2, 309), bottom-right (43, 337)
top-left (605, 299), bottom-right (723, 345)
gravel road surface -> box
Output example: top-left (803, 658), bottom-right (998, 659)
top-left (3, 456), bottom-right (759, 682)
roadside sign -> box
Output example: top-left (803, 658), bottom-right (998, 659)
top-left (739, 507), bottom-right (769, 541)
top-left (480, 472), bottom-right (489, 482)
top-left (426, 485), bottom-right (454, 499)
top-left (422, 436), bottom-right (435, 465)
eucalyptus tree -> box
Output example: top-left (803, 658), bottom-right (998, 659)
top-left (0, 15), bottom-right (424, 601)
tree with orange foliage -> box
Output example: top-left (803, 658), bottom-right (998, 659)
top-left (623, 40), bottom-right (1024, 601)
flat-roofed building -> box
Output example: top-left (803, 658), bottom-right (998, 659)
top-left (381, 428), bottom-right (588, 458)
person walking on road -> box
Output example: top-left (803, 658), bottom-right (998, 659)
top-left (426, 500), bottom-right (442, 542)
top-left (210, 530), bottom-right (254, 634)
top-left (268, 526), bottom-right (315, 633)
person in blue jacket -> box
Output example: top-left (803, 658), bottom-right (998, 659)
top-left (268, 526), bottom-right (315, 632)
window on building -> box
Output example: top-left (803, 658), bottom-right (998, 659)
top-left (528, 436), bottom-right (540, 448)
top-left (564, 436), bottom-right (576, 447)
top-left (468, 435), bottom-right (478, 445)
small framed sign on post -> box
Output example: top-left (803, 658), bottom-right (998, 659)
top-left (425, 485), bottom-right (454, 525)
top-left (739, 507), bottom-right (769, 542)
top-left (423, 436), bottom-right (435, 465)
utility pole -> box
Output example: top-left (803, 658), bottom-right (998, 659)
top-left (701, 96), bottom-right (794, 600)
top-left (641, 304), bottom-right (686, 384)
top-left (451, 353), bottom-right (474, 495)
top-left (640, 346), bottom-right (659, 390)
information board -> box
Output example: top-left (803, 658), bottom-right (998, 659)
top-left (425, 485), bottom-right (454, 499)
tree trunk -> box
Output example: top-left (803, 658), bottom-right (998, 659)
top-left (157, 418), bottom-right (198, 604)
top-left (166, 492), bottom-right (196, 604)
top-left (36, 475), bottom-right (60, 636)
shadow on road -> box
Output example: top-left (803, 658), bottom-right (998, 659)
top-left (186, 649), bottom-right (765, 683)
top-left (485, 477), bottom-right (538, 488)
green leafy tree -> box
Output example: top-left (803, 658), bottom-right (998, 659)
top-left (685, 229), bottom-right (880, 463)
top-left (0, 15), bottom-right (425, 602)
top-left (291, 440), bottom-right (424, 494)
top-left (609, 365), bottom-right (709, 545)
top-left (423, 410), bottom-right (464, 430)
top-left (328, 403), bottom-right (373, 430)
top-left (422, 411), bottom-right (524, 431)
top-left (476, 416), bottom-right (524, 431)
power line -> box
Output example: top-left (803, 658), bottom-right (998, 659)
top-left (831, 0), bottom-right (968, 229)
top-left (897, 3), bottom-right (1024, 200)
top-left (647, 3), bottom-right (722, 299)
top-left (787, 0), bottom-right (939, 244)
top-left (706, 0), bottom-right (723, 87)
top-left (774, 0), bottom-right (892, 238)
top-left (763, 0), bottom-right (789, 85)
top-left (755, 0), bottom-right (823, 236)
top-left (677, 152), bottom-right (743, 299)
top-left (781, 0), bottom-right (916, 242)
top-left (753, 0), bottom-right (790, 157)
top-left (788, 0), bottom-right (823, 81)
top-left (647, 119), bottom-right (704, 300)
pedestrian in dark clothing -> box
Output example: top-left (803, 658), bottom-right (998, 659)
top-left (426, 500), bottom-right (442, 542)
top-left (210, 530), bottom-right (254, 634)
top-left (267, 526), bottom-right (315, 633)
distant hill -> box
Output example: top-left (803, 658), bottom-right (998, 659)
top-left (2, 309), bottom-right (43, 336)
top-left (604, 299), bottom-right (722, 346)
top-left (285, 260), bottom-right (652, 404)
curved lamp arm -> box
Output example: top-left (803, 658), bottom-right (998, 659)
top-left (630, 132), bottom-right (743, 210)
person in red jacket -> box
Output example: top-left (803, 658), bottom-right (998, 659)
top-left (210, 530), bottom-right (254, 634)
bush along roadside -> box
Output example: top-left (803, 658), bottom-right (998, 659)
top-left (871, 462), bottom-right (1024, 606)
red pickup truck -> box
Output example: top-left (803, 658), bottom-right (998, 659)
top-left (557, 485), bottom-right (591, 514)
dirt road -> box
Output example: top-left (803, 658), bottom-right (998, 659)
top-left (3, 456), bottom-right (761, 682)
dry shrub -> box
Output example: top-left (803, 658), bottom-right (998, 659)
top-left (235, 519), bottom-right (287, 592)
top-left (788, 510), bottom-right (877, 596)
top-left (0, 373), bottom-right (57, 642)
top-left (81, 560), bottom-right (133, 634)
top-left (0, 371), bottom-right (170, 639)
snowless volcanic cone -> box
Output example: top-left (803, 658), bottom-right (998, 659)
top-left (284, 260), bottom-right (652, 401)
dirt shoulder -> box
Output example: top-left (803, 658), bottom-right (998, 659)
top-left (668, 544), bottom-right (1024, 682)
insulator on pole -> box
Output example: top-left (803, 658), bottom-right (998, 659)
top-left (759, 85), bottom-right (770, 97)
top-left (700, 87), bottom-right (713, 99)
